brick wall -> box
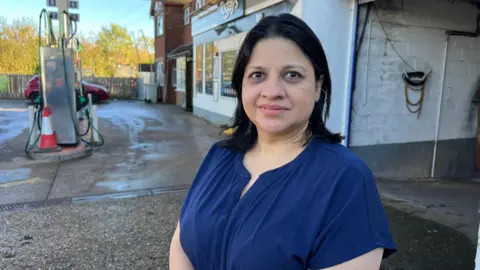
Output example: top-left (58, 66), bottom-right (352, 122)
top-left (183, 23), bottom-right (192, 45)
top-left (165, 4), bottom-right (186, 53)
top-left (153, 3), bottom-right (193, 104)
top-left (351, 0), bottom-right (479, 146)
top-left (154, 15), bottom-right (165, 60)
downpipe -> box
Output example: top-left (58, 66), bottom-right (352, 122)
top-left (345, 0), bottom-right (360, 147)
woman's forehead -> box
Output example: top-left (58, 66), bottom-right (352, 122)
top-left (246, 39), bottom-right (312, 70)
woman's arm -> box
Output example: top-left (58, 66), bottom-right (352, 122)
top-left (316, 248), bottom-right (384, 270)
top-left (169, 222), bottom-right (194, 270)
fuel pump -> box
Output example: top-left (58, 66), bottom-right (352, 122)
top-left (39, 10), bottom-right (87, 146)
top-left (25, 8), bottom-right (103, 157)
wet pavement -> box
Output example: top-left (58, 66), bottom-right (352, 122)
top-left (0, 191), bottom-right (475, 270)
top-left (377, 178), bottom-right (480, 244)
top-left (0, 99), bottom-right (221, 205)
top-left (0, 99), bottom-right (478, 269)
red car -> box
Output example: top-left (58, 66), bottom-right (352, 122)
top-left (24, 75), bottom-right (110, 103)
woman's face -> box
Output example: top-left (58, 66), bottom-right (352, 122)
top-left (241, 37), bottom-right (322, 137)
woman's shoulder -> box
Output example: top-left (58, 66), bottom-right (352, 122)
top-left (309, 138), bottom-right (371, 174)
top-left (196, 139), bottom-right (240, 174)
top-left (303, 138), bottom-right (376, 198)
top-left (205, 139), bottom-right (239, 160)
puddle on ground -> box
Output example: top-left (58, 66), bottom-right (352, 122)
top-left (144, 126), bottom-right (166, 132)
top-left (142, 153), bottom-right (167, 160)
top-left (98, 107), bottom-right (161, 144)
top-left (95, 178), bottom-right (156, 192)
top-left (0, 168), bottom-right (31, 184)
top-left (129, 143), bottom-right (155, 151)
top-left (0, 112), bottom-right (29, 146)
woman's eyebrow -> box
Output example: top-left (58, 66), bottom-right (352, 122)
top-left (245, 65), bottom-right (264, 70)
top-left (246, 64), bottom-right (307, 72)
top-left (283, 64), bottom-right (307, 72)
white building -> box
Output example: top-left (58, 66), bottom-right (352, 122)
top-left (317, 0), bottom-right (479, 179)
top-left (192, 0), bottom-right (480, 179)
top-left (190, 0), bottom-right (296, 124)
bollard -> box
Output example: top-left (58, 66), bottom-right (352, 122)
top-left (87, 93), bottom-right (93, 111)
top-left (27, 105), bottom-right (38, 147)
top-left (91, 105), bottom-right (99, 143)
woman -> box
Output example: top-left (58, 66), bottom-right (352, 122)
top-left (170, 13), bottom-right (396, 270)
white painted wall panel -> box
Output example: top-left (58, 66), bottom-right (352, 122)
top-left (438, 35), bottom-right (479, 140)
top-left (351, 0), bottom-right (480, 146)
top-left (300, 0), bottom-right (357, 142)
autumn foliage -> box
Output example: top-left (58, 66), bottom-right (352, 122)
top-left (0, 17), bottom-right (153, 77)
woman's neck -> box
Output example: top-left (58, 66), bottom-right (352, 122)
top-left (254, 123), bottom-right (309, 156)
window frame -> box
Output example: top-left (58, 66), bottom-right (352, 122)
top-left (156, 60), bottom-right (163, 86)
top-left (195, 0), bottom-right (204, 10)
top-left (176, 57), bottom-right (187, 91)
top-left (184, 7), bottom-right (191, 25)
top-left (156, 15), bottom-right (164, 37)
top-left (204, 42), bottom-right (214, 95)
top-left (171, 60), bottom-right (177, 87)
top-left (195, 44), bottom-right (204, 94)
top-left (220, 50), bottom-right (238, 98)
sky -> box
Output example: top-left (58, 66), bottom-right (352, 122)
top-left (0, 0), bottom-right (154, 39)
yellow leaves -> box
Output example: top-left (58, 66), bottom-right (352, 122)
top-left (0, 18), bottom-right (153, 77)
top-left (0, 17), bottom-right (39, 75)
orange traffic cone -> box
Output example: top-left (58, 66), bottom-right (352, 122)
top-left (38, 106), bottom-right (61, 152)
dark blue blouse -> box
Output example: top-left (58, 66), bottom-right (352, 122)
top-left (180, 138), bottom-right (396, 269)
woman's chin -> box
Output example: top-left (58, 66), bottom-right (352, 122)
top-left (256, 122), bottom-right (290, 135)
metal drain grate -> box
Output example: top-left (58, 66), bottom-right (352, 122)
top-left (0, 197), bottom-right (72, 212)
top-left (151, 185), bottom-right (191, 195)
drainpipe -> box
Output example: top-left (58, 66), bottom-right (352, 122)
top-left (346, 0), bottom-right (360, 147)
top-left (430, 36), bottom-right (449, 178)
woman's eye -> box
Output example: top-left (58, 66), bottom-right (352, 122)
top-left (249, 72), bottom-right (264, 80)
top-left (284, 71), bottom-right (301, 79)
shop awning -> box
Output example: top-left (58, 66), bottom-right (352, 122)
top-left (167, 44), bottom-right (193, 59)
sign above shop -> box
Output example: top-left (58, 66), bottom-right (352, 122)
top-left (191, 0), bottom-right (244, 36)
top-left (220, 0), bottom-right (239, 19)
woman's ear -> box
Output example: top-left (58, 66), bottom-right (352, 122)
top-left (315, 75), bottom-right (324, 102)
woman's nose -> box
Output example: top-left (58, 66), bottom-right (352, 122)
top-left (260, 77), bottom-right (286, 99)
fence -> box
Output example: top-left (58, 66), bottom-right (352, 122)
top-left (0, 74), bottom-right (138, 100)
top-left (0, 74), bottom-right (29, 99)
top-left (83, 76), bottom-right (138, 100)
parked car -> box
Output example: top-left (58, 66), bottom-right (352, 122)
top-left (24, 75), bottom-right (110, 104)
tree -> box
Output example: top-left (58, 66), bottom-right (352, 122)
top-left (0, 17), bottom-right (40, 74)
top-left (0, 18), bottom-right (154, 77)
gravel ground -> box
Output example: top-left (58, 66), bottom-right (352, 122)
top-left (0, 192), bottom-right (476, 270)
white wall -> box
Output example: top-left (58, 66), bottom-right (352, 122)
top-left (298, 0), bottom-right (357, 142)
top-left (193, 0), bottom-right (357, 130)
top-left (351, 0), bottom-right (479, 146)
top-left (193, 33), bottom-right (246, 120)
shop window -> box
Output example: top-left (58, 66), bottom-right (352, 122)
top-left (171, 61), bottom-right (177, 87)
top-left (205, 42), bottom-right (214, 95)
top-left (156, 15), bottom-right (164, 36)
top-left (195, 44), bottom-right (203, 93)
top-left (221, 50), bottom-right (238, 97)
top-left (176, 57), bottom-right (187, 91)
top-left (184, 7), bottom-right (190, 25)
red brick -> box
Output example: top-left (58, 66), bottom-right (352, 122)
top-left (153, 1), bottom-right (192, 104)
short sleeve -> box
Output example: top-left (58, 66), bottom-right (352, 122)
top-left (307, 161), bottom-right (396, 269)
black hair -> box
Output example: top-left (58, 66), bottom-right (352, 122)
top-left (219, 13), bottom-right (343, 152)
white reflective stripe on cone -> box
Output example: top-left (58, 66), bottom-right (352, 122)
top-left (41, 115), bottom-right (54, 135)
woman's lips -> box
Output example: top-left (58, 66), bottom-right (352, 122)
top-left (258, 104), bottom-right (289, 116)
